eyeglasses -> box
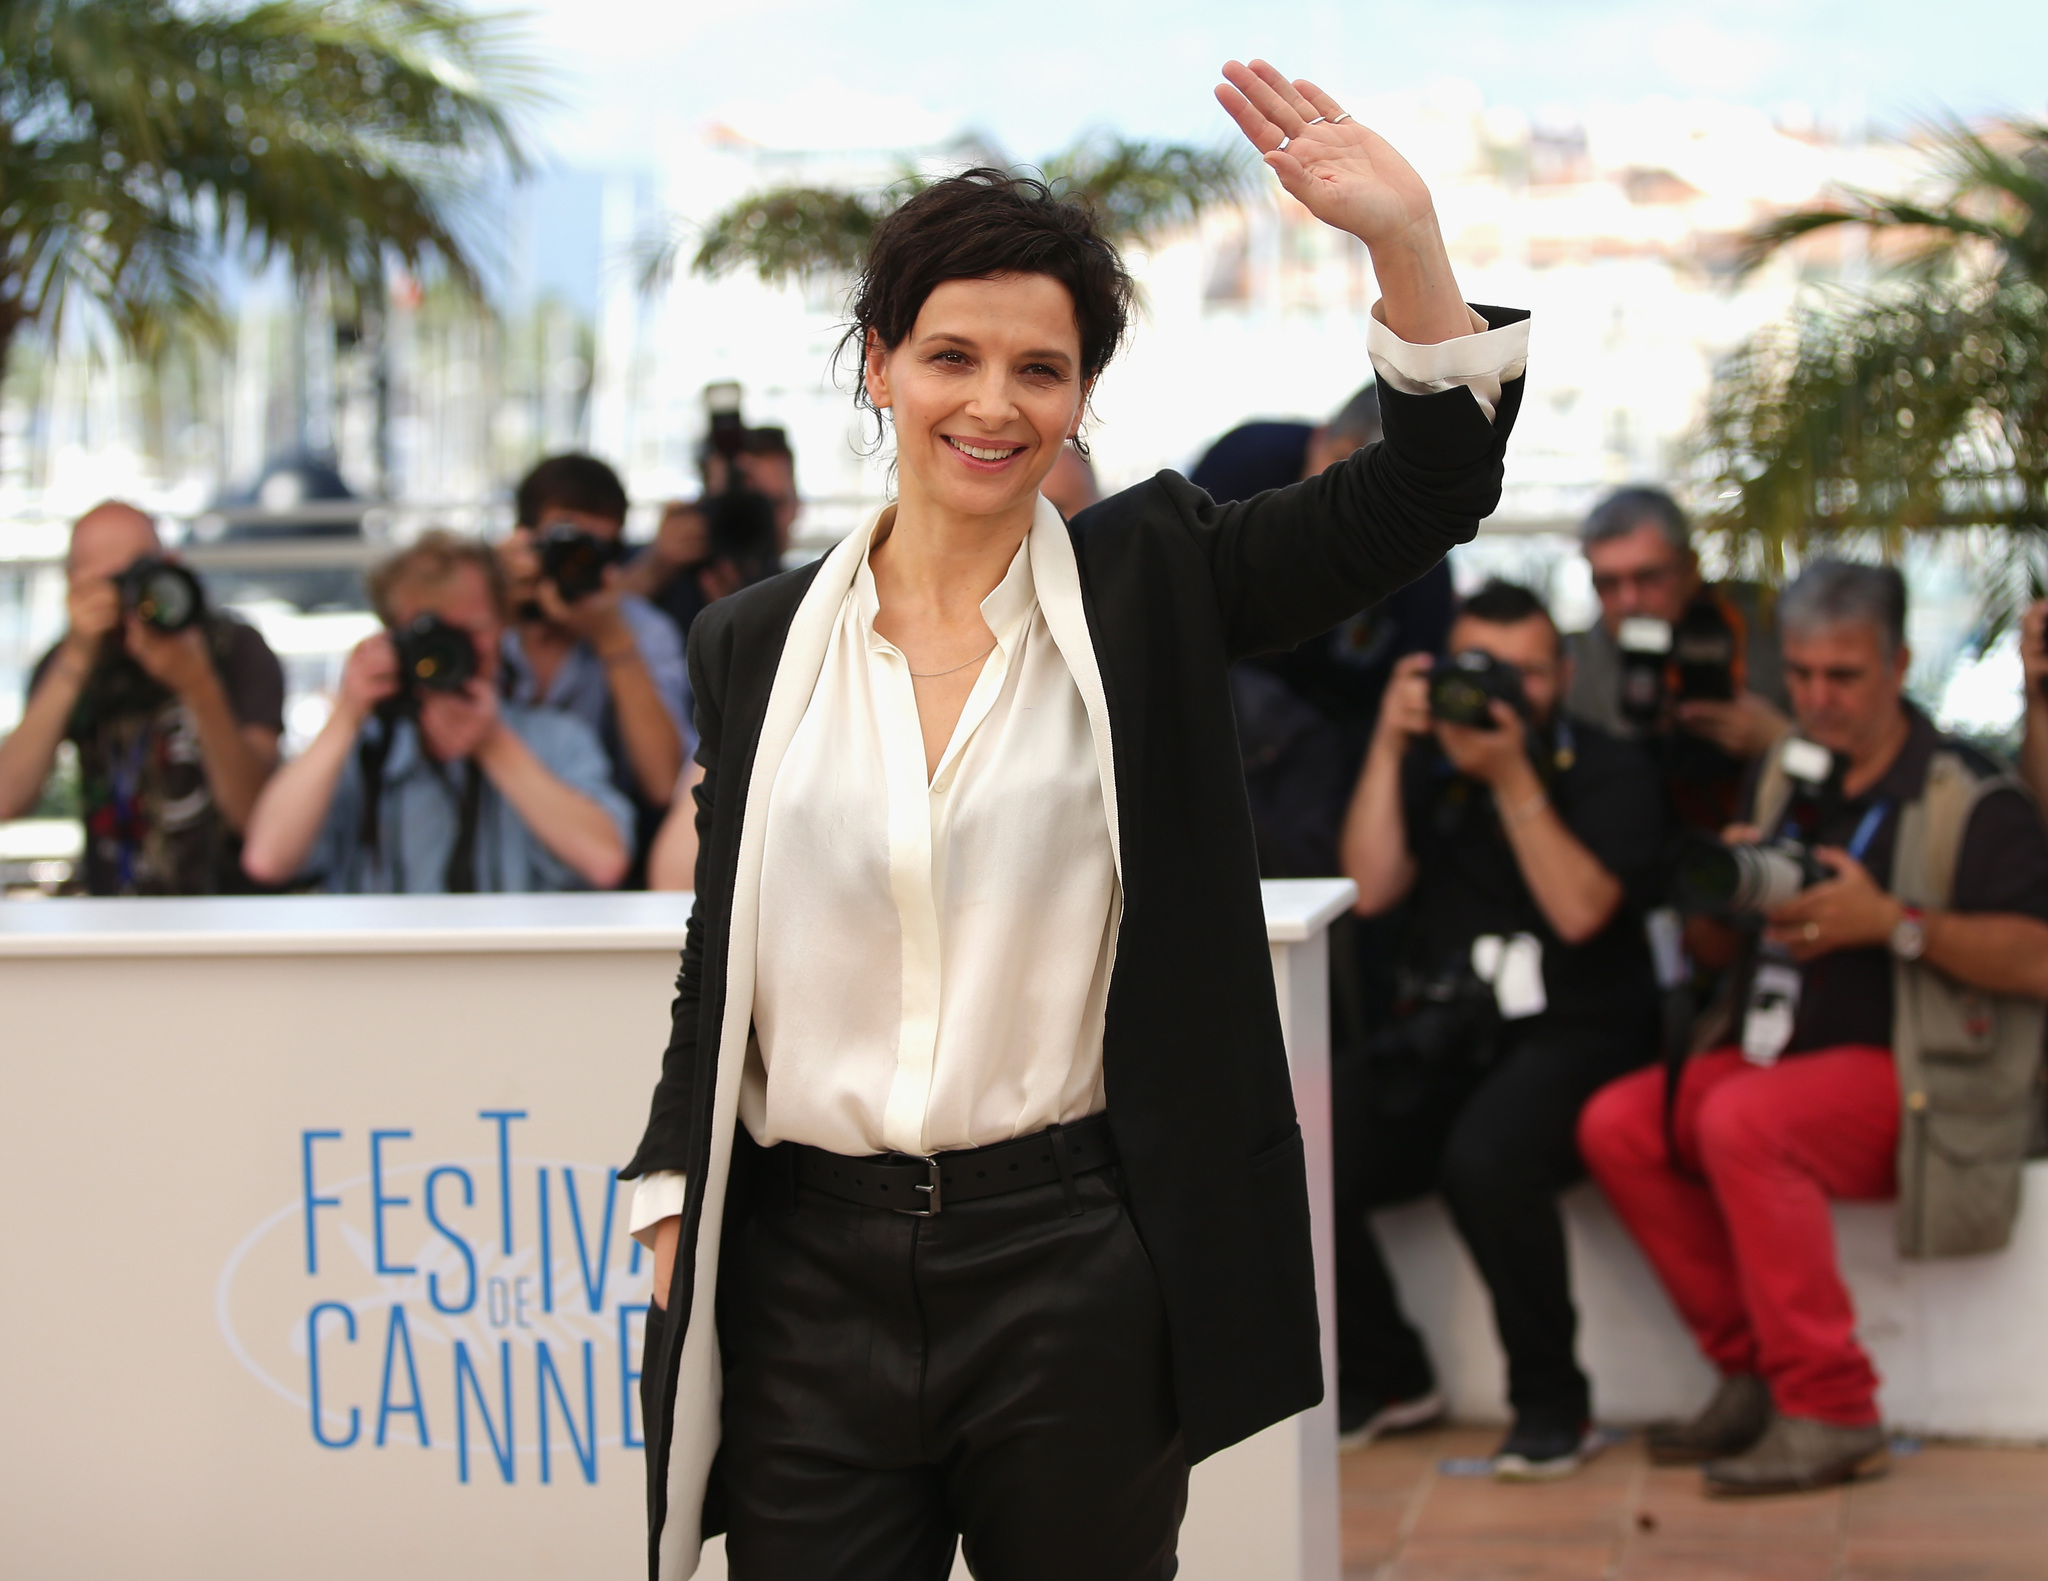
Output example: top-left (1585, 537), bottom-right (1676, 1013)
top-left (1590, 563), bottom-right (1683, 598)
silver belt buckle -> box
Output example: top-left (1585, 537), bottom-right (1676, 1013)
top-left (897, 1155), bottom-right (942, 1217)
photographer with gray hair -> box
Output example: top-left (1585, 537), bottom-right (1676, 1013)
top-left (1580, 558), bottom-right (2048, 1497)
top-left (1567, 487), bottom-right (1789, 833)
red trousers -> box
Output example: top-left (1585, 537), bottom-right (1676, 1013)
top-left (1577, 1045), bottom-right (1898, 1425)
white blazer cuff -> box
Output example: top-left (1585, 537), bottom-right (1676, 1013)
top-left (1366, 304), bottom-right (1530, 424)
top-left (628, 1171), bottom-right (687, 1247)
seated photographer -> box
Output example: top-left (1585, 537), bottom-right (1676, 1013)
top-left (1579, 561), bottom-right (2048, 1498)
top-left (496, 454), bottom-right (691, 836)
top-left (1567, 487), bottom-right (1790, 832)
top-left (241, 532), bottom-right (631, 893)
top-left (0, 500), bottom-right (282, 893)
top-left (2021, 597), bottom-right (2048, 808)
top-left (623, 423), bottom-right (797, 642)
top-left (1336, 580), bottom-right (1664, 1479)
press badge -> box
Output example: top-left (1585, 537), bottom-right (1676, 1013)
top-left (1473, 932), bottom-right (1548, 1021)
top-left (1741, 959), bottom-right (1803, 1066)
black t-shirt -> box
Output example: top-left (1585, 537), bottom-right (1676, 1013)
top-left (29, 616), bottom-right (285, 895)
top-left (1399, 716), bottom-right (1665, 1025)
top-left (1739, 708), bottom-right (2048, 1053)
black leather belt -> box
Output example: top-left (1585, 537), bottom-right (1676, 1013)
top-left (789, 1114), bottom-right (1117, 1217)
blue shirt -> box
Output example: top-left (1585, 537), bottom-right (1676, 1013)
top-left (499, 595), bottom-right (695, 807)
top-left (307, 703), bottom-right (635, 893)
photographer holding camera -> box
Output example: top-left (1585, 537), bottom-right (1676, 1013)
top-left (624, 400), bottom-right (797, 643)
top-left (1567, 488), bottom-right (1790, 832)
top-left (496, 454), bottom-right (690, 842)
top-left (0, 500), bottom-right (283, 893)
top-left (2020, 597), bottom-right (2048, 807)
top-left (242, 532), bottom-right (631, 892)
top-left (1335, 581), bottom-right (1665, 1478)
top-left (1579, 561), bottom-right (2048, 1497)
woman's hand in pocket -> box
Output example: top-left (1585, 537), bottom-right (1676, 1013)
top-left (651, 1215), bottom-right (681, 1310)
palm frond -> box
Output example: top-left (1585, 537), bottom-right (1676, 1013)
top-left (667, 136), bottom-right (1247, 293)
top-left (0, 0), bottom-right (539, 376)
top-left (1040, 136), bottom-right (1250, 248)
top-left (681, 183), bottom-right (913, 289)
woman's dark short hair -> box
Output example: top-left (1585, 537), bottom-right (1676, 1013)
top-left (837, 169), bottom-right (1134, 440)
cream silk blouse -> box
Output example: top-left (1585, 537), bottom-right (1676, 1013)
top-left (630, 307), bottom-right (1529, 1238)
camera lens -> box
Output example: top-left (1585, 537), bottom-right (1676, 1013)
top-left (394, 614), bottom-right (477, 695)
top-left (1672, 839), bottom-right (1810, 914)
top-left (539, 525), bottom-right (615, 603)
top-left (121, 559), bottom-right (205, 633)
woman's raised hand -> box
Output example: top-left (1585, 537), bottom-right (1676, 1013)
top-left (1216, 60), bottom-right (1431, 248)
top-left (1216, 58), bottom-right (1471, 343)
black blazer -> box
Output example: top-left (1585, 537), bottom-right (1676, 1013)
top-left (625, 313), bottom-right (1527, 1575)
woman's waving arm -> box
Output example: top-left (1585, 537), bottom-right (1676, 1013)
top-left (1180, 58), bottom-right (1529, 656)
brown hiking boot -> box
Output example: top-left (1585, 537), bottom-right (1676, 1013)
top-left (1703, 1413), bottom-right (1889, 1496)
top-left (1645, 1373), bottom-right (1771, 1465)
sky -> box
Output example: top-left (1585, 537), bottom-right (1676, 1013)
top-left (513, 0), bottom-right (2048, 170)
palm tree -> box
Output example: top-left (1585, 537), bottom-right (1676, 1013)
top-left (1696, 119), bottom-right (2048, 615)
top-left (643, 134), bottom-right (1248, 291)
top-left (0, 0), bottom-right (535, 386)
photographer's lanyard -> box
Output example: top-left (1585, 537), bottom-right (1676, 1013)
top-left (1742, 798), bottom-right (1890, 1066)
top-left (107, 725), bottom-right (152, 892)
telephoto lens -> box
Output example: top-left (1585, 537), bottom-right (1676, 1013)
top-left (392, 614), bottom-right (478, 697)
top-left (1671, 834), bottom-right (1818, 915)
top-left (1616, 616), bottom-right (1672, 728)
top-left (116, 557), bottom-right (206, 633)
top-left (538, 524), bottom-right (621, 603)
top-left (1427, 649), bottom-right (1527, 730)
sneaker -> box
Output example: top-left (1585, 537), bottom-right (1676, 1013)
top-left (1337, 1388), bottom-right (1447, 1451)
top-left (1702, 1413), bottom-right (1889, 1497)
top-left (1646, 1373), bottom-right (1771, 1465)
top-left (1491, 1419), bottom-right (1603, 1481)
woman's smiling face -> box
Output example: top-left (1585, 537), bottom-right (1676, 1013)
top-left (865, 273), bottom-right (1089, 525)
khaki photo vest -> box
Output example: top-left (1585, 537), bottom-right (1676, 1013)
top-left (1751, 742), bottom-right (2046, 1258)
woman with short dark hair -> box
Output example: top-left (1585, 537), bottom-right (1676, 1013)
top-left (623, 58), bottom-right (1531, 1581)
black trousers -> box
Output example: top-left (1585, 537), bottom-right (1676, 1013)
top-left (1333, 1009), bottom-right (1653, 1429)
top-left (714, 1161), bottom-right (1187, 1581)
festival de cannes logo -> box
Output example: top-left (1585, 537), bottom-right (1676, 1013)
top-left (217, 1110), bottom-right (653, 1485)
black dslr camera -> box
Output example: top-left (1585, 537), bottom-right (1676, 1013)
top-left (116, 557), bottom-right (206, 633)
top-left (1428, 649), bottom-right (1527, 730)
top-left (1615, 597), bottom-right (1740, 729)
top-left (538, 522), bottom-right (624, 603)
top-left (391, 613), bottom-right (478, 698)
top-left (1671, 735), bottom-right (1842, 914)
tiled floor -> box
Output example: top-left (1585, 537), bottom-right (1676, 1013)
top-left (1341, 1425), bottom-right (2048, 1580)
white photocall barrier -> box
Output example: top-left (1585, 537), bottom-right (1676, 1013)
top-left (0, 880), bottom-right (1355, 1581)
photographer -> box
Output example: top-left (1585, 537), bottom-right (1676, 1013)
top-left (0, 500), bottom-right (282, 893)
top-left (241, 532), bottom-right (631, 892)
top-left (624, 421), bottom-right (796, 643)
top-left (1579, 561), bottom-right (2048, 1497)
top-left (2020, 597), bottom-right (2048, 807)
top-left (1567, 487), bottom-right (1790, 832)
top-left (497, 454), bottom-right (690, 834)
top-left (1335, 581), bottom-right (1664, 1479)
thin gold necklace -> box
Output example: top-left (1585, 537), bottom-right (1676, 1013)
top-left (909, 641), bottom-right (996, 679)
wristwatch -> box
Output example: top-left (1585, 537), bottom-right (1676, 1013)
top-left (1889, 904), bottom-right (1928, 962)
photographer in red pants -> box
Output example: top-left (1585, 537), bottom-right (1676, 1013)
top-left (1580, 561), bottom-right (2048, 1496)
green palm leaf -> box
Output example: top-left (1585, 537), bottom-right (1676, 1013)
top-left (1699, 118), bottom-right (2048, 626)
top-left (0, 0), bottom-right (538, 379)
top-left (647, 135), bottom-right (1249, 294)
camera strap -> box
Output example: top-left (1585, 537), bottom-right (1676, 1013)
top-left (1739, 797), bottom-right (1891, 1065)
top-left (444, 761), bottom-right (484, 894)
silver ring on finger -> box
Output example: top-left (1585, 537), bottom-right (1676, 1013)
top-left (1278, 136), bottom-right (1291, 151)
top-left (1331, 112), bottom-right (1353, 124)
top-left (1305, 115), bottom-right (1327, 126)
